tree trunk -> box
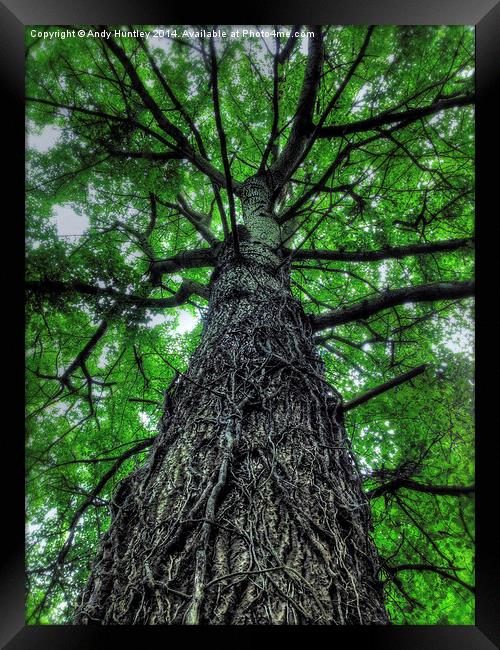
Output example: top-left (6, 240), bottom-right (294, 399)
top-left (74, 175), bottom-right (389, 625)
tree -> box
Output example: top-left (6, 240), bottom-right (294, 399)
top-left (25, 25), bottom-right (475, 625)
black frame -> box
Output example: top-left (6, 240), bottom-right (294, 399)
top-left (2, 1), bottom-right (499, 647)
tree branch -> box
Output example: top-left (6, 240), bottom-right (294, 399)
top-left (277, 26), bottom-right (301, 64)
top-left (149, 247), bottom-right (216, 284)
top-left (317, 93), bottom-right (475, 139)
top-left (384, 563), bottom-right (474, 594)
top-left (287, 237), bottom-right (474, 263)
top-left (367, 478), bottom-right (475, 500)
top-left (104, 148), bottom-right (183, 162)
top-left (135, 33), bottom-right (208, 157)
top-left (133, 34), bottom-right (231, 237)
top-left (102, 32), bottom-right (228, 188)
top-left (311, 280), bottom-right (474, 331)
top-left (208, 35), bottom-right (240, 255)
top-left (56, 437), bottom-right (154, 567)
top-left (269, 26), bottom-right (324, 188)
top-left (175, 195), bottom-right (220, 247)
top-left (145, 192), bottom-right (157, 237)
top-left (26, 95), bottom-right (174, 150)
top-left (301, 26), bottom-right (374, 160)
top-left (26, 278), bottom-right (209, 309)
top-left (278, 131), bottom-right (382, 224)
top-left (60, 319), bottom-right (109, 388)
top-left (104, 219), bottom-right (156, 260)
top-left (279, 97), bottom-right (472, 224)
top-left (259, 36), bottom-right (281, 173)
top-left (343, 364), bottom-right (427, 412)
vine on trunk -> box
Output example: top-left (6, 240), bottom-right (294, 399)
top-left (75, 239), bottom-right (389, 625)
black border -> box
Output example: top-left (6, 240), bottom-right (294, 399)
top-left (2, 1), bottom-right (499, 647)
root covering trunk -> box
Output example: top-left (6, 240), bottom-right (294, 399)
top-left (75, 178), bottom-right (389, 625)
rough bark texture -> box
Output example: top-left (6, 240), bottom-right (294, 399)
top-left (74, 174), bottom-right (389, 625)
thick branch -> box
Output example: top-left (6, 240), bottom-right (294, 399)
top-left (317, 93), bottom-right (475, 139)
top-left (26, 278), bottom-right (209, 308)
top-left (208, 36), bottom-right (239, 255)
top-left (134, 34), bottom-right (231, 236)
top-left (311, 280), bottom-right (474, 331)
top-left (385, 564), bottom-right (474, 594)
top-left (175, 195), bottom-right (220, 247)
top-left (60, 320), bottom-right (109, 387)
top-left (105, 220), bottom-right (156, 260)
top-left (277, 26), bottom-right (301, 64)
top-left (287, 237), bottom-right (474, 263)
top-left (272, 27), bottom-right (373, 201)
top-left (259, 37), bottom-right (281, 173)
top-left (149, 248), bottom-right (216, 282)
top-left (302, 26), bottom-right (374, 159)
top-left (367, 479), bottom-right (475, 500)
top-left (343, 364), bottom-right (427, 412)
top-left (270, 27), bottom-right (324, 188)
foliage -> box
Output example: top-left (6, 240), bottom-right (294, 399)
top-left (26, 24), bottom-right (474, 624)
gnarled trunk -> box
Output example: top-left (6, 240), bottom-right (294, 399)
top-left (75, 175), bottom-right (389, 625)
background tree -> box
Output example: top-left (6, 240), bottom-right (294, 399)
top-left (25, 24), bottom-right (475, 625)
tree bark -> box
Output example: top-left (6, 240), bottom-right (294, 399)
top-left (74, 174), bottom-right (389, 625)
